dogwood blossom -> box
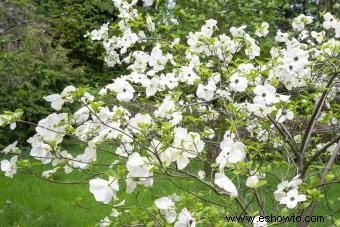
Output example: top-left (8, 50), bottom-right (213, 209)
top-left (246, 175), bottom-right (259, 188)
top-left (1, 141), bottom-right (19, 154)
top-left (174, 208), bottom-right (195, 227)
top-left (229, 73), bottom-right (248, 92)
top-left (126, 152), bottom-right (153, 193)
top-left (275, 30), bottom-right (289, 43)
top-left (0, 155), bottom-right (18, 178)
top-left (196, 81), bottom-right (216, 101)
top-left (279, 189), bottom-right (306, 209)
top-left (155, 195), bottom-right (179, 223)
top-left (99, 216), bottom-right (111, 227)
top-left (292, 14), bottom-right (313, 31)
top-left (253, 84), bottom-right (280, 106)
top-left (44, 86), bottom-right (76, 111)
top-left (171, 127), bottom-right (205, 169)
top-left (89, 177), bottom-right (119, 204)
top-left (86, 22), bottom-right (109, 40)
top-left (35, 113), bottom-right (68, 144)
top-left (323, 12), bottom-right (337, 30)
top-left (178, 66), bottom-right (199, 85)
top-left (255, 22), bottom-right (269, 37)
top-left (149, 44), bottom-right (168, 71)
top-left (143, 0), bottom-right (154, 7)
top-left (214, 172), bottom-right (238, 197)
top-left (216, 138), bottom-right (245, 168)
top-left (128, 113), bottom-right (153, 134)
top-left (311, 31), bottom-right (326, 44)
top-left (276, 109), bottom-right (294, 123)
top-left (274, 175), bottom-right (302, 202)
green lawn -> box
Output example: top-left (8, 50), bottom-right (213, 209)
top-left (0, 172), bottom-right (111, 227)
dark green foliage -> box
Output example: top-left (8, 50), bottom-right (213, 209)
top-left (0, 0), bottom-right (122, 145)
top-left (37, 0), bottom-right (115, 69)
top-left (0, 8), bottom-right (85, 144)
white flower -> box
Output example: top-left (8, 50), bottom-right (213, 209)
top-left (89, 177), bottom-right (119, 204)
top-left (187, 32), bottom-right (205, 53)
top-left (143, 0), bottom-right (154, 6)
top-left (146, 15), bottom-right (155, 32)
top-left (149, 44), bottom-right (168, 71)
top-left (129, 51), bottom-right (149, 73)
top-left (44, 94), bottom-right (64, 111)
top-left (126, 152), bottom-right (153, 193)
top-left (323, 12), bottom-right (337, 30)
top-left (179, 66), bottom-right (199, 85)
top-left (216, 138), bottom-right (245, 168)
top-left (172, 128), bottom-right (205, 169)
top-left (74, 106), bottom-right (90, 123)
top-left (160, 73), bottom-right (179, 89)
top-left (174, 208), bottom-right (195, 227)
top-left (229, 73), bottom-right (248, 92)
top-left (110, 208), bottom-right (121, 217)
top-left (218, 34), bottom-right (238, 54)
top-left (274, 175), bottom-right (302, 202)
top-left (245, 42), bottom-right (260, 59)
top-left (143, 77), bottom-right (163, 97)
top-left (282, 47), bottom-right (309, 72)
top-left (230, 25), bottom-right (247, 37)
top-left (276, 109), bottom-right (294, 123)
top-left (155, 196), bottom-right (174, 210)
top-left (170, 18), bottom-right (179, 25)
top-left (128, 113), bottom-right (153, 134)
top-left (255, 22), bottom-right (269, 37)
top-left (238, 63), bottom-right (254, 73)
top-left (253, 84), bottom-right (279, 106)
top-left (1, 141), bottom-right (18, 154)
top-left (10, 122), bottom-right (16, 130)
top-left (42, 167), bottom-right (58, 178)
top-left (44, 86), bottom-right (76, 111)
top-left (107, 78), bottom-right (135, 102)
top-left (36, 113), bottom-right (68, 144)
top-left (87, 22), bottom-right (109, 41)
top-left (247, 103), bottom-right (276, 117)
top-left (71, 147), bottom-right (96, 170)
top-left (253, 216), bottom-right (267, 227)
top-left (214, 172), bottom-right (238, 197)
top-left (275, 30), bottom-right (289, 43)
top-left (246, 175), bottom-right (259, 188)
top-left (198, 170), bottom-right (205, 179)
top-left (170, 112), bottom-right (183, 126)
top-left (154, 96), bottom-right (176, 118)
top-left (155, 196), bottom-right (177, 223)
top-left (99, 216), bottom-right (111, 227)
top-left (298, 30), bottom-right (309, 41)
top-left (201, 19), bottom-right (217, 37)
top-left (311, 31), bottom-right (325, 44)
top-left (292, 14), bottom-right (313, 31)
top-left (280, 189), bottom-right (306, 209)
top-left (0, 155), bottom-right (18, 178)
top-left (196, 81), bottom-right (216, 101)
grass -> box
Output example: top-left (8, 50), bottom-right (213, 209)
top-left (0, 172), bottom-right (111, 227)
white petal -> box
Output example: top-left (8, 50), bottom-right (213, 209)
top-left (214, 173), bottom-right (238, 197)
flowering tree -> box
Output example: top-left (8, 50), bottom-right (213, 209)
top-left (1, 0), bottom-right (339, 226)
